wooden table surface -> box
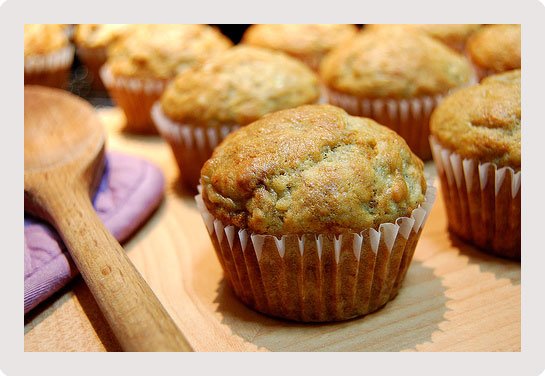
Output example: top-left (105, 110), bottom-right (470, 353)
top-left (24, 108), bottom-right (521, 352)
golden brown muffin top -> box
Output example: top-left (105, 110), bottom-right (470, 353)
top-left (24, 24), bottom-right (69, 57)
top-left (320, 28), bottom-right (473, 98)
top-left (467, 24), bottom-right (521, 73)
top-left (74, 24), bottom-right (132, 49)
top-left (430, 70), bottom-right (521, 169)
top-left (366, 24), bottom-right (481, 48)
top-left (160, 46), bottom-right (320, 126)
top-left (242, 24), bottom-right (358, 56)
top-left (106, 24), bottom-right (232, 79)
top-left (201, 104), bottom-right (426, 235)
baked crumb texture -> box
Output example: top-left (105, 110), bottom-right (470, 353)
top-left (106, 24), bottom-right (232, 80)
top-left (242, 24), bottom-right (358, 69)
top-left (431, 69), bottom-right (520, 169)
top-left (365, 24), bottom-right (481, 52)
top-left (320, 27), bottom-right (473, 99)
top-left (466, 24), bottom-right (521, 78)
top-left (74, 24), bottom-right (132, 50)
top-left (24, 24), bottom-right (69, 57)
top-left (201, 104), bottom-right (426, 236)
top-left (160, 45), bottom-right (320, 127)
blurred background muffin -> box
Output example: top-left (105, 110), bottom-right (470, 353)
top-left (24, 24), bottom-right (74, 89)
top-left (365, 24), bottom-right (481, 52)
top-left (242, 24), bottom-right (358, 70)
top-left (430, 69), bottom-right (521, 259)
top-left (197, 104), bottom-right (435, 322)
top-left (153, 45), bottom-right (320, 189)
top-left (101, 24), bottom-right (232, 134)
top-left (466, 24), bottom-right (521, 81)
top-left (321, 27), bottom-right (474, 160)
top-left (74, 24), bottom-right (132, 90)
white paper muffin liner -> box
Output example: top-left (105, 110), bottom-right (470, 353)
top-left (195, 183), bottom-right (436, 322)
top-left (24, 45), bottom-right (74, 88)
top-left (325, 88), bottom-right (444, 160)
top-left (152, 102), bottom-right (240, 189)
top-left (24, 45), bottom-right (74, 74)
top-left (100, 64), bottom-right (169, 133)
top-left (430, 136), bottom-right (521, 259)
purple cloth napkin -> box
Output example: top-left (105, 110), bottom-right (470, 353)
top-left (24, 151), bottom-right (165, 314)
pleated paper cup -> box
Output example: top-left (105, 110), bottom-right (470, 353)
top-left (152, 103), bottom-right (240, 190)
top-left (325, 88), bottom-right (444, 161)
top-left (100, 65), bottom-right (169, 134)
top-left (24, 45), bottom-right (74, 89)
top-left (195, 184), bottom-right (436, 322)
top-left (430, 136), bottom-right (521, 259)
top-left (76, 46), bottom-right (108, 90)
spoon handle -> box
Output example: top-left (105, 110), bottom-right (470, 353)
top-left (44, 185), bottom-right (193, 352)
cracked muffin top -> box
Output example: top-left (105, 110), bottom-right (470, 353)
top-left (24, 24), bottom-right (69, 57)
top-left (74, 24), bottom-right (132, 50)
top-left (430, 70), bottom-right (521, 169)
top-left (242, 24), bottom-right (358, 56)
top-left (160, 46), bottom-right (320, 127)
top-left (200, 104), bottom-right (426, 235)
top-left (366, 24), bottom-right (481, 50)
top-left (466, 24), bottom-right (521, 73)
top-left (320, 27), bottom-right (473, 99)
top-left (106, 24), bottom-right (232, 79)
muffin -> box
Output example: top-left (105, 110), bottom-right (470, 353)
top-left (321, 28), bottom-right (474, 160)
top-left (100, 24), bottom-right (232, 133)
top-left (466, 24), bottom-right (521, 81)
top-left (152, 46), bottom-right (320, 189)
top-left (430, 70), bottom-right (521, 259)
top-left (196, 104), bottom-right (436, 322)
top-left (366, 24), bottom-right (481, 52)
top-left (74, 24), bottom-right (132, 90)
top-left (242, 24), bottom-right (358, 70)
top-left (24, 24), bottom-right (74, 89)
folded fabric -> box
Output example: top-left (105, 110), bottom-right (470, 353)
top-left (24, 151), bottom-right (165, 314)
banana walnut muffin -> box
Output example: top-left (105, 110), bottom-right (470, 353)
top-left (196, 104), bottom-right (435, 321)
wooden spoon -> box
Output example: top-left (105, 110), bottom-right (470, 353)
top-left (24, 86), bottom-right (192, 352)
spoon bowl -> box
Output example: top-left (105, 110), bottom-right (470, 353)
top-left (24, 86), bottom-right (104, 172)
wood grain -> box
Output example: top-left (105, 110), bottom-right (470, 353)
top-left (24, 107), bottom-right (520, 352)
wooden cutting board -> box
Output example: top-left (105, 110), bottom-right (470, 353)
top-left (24, 108), bottom-right (521, 352)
